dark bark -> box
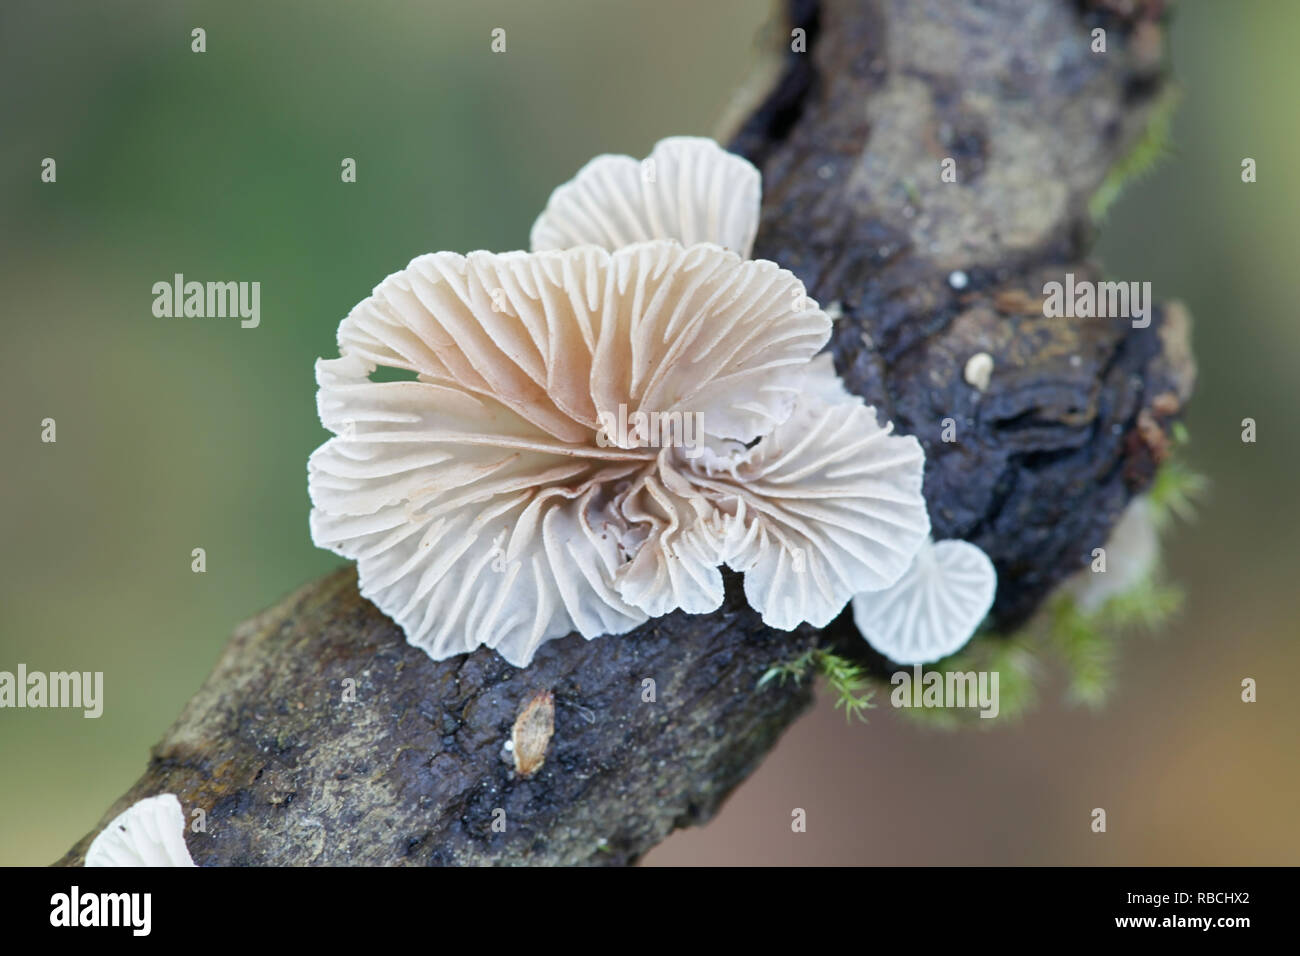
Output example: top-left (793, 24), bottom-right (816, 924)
top-left (734, 0), bottom-right (1192, 630)
top-left (59, 567), bottom-right (812, 865)
top-left (57, 0), bottom-right (1192, 866)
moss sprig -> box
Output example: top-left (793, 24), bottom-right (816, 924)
top-left (1089, 86), bottom-right (1179, 222)
top-left (758, 648), bottom-right (876, 723)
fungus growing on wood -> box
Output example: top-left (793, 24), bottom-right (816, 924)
top-left (85, 794), bottom-right (195, 867)
top-left (530, 136), bottom-right (761, 256)
top-left (1065, 496), bottom-right (1158, 613)
top-left (308, 138), bottom-right (931, 666)
top-left (851, 538), bottom-right (998, 665)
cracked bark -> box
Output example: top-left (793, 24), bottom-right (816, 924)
top-left (57, 0), bottom-right (1194, 867)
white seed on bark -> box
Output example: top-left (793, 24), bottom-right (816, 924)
top-left (964, 352), bottom-right (994, 392)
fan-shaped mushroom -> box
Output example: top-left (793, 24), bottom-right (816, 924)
top-left (309, 138), bottom-right (932, 666)
top-left (85, 793), bottom-right (196, 867)
top-left (851, 538), bottom-right (998, 665)
top-left (531, 136), bottom-right (760, 256)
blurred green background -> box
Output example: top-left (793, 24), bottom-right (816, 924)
top-left (1, 0), bottom-right (1296, 865)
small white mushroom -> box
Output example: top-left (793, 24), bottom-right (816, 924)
top-left (964, 351), bottom-right (994, 392)
top-left (1064, 496), bottom-right (1158, 613)
top-left (530, 137), bottom-right (761, 257)
top-left (85, 793), bottom-right (196, 867)
top-left (851, 538), bottom-right (997, 664)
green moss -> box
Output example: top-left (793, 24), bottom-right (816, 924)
top-left (763, 446), bottom-right (1205, 727)
top-left (1089, 86), bottom-right (1180, 223)
top-left (1047, 575), bottom-right (1184, 708)
top-left (1049, 595), bottom-right (1117, 707)
top-left (759, 648), bottom-right (875, 723)
top-left (891, 633), bottom-right (1040, 729)
top-left (1147, 456), bottom-right (1209, 531)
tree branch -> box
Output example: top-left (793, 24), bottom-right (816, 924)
top-left (57, 0), bottom-right (1192, 866)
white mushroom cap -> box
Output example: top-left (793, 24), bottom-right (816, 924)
top-left (530, 137), bottom-right (761, 257)
top-left (689, 389), bottom-right (931, 630)
top-left (798, 351), bottom-right (856, 405)
top-left (309, 241), bottom-right (833, 666)
top-left (85, 793), bottom-right (196, 867)
top-left (1065, 496), bottom-right (1158, 613)
top-left (311, 135), bottom-right (936, 665)
top-left (851, 538), bottom-right (998, 664)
